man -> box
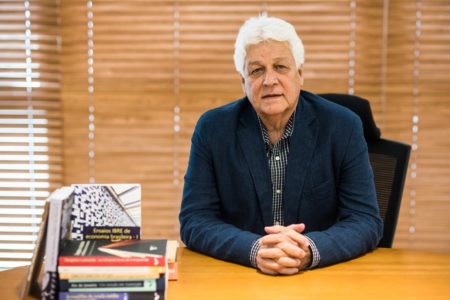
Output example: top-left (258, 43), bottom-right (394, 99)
top-left (179, 15), bottom-right (383, 275)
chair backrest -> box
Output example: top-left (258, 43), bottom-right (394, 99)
top-left (319, 93), bottom-right (411, 248)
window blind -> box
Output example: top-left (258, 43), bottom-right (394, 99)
top-left (386, 0), bottom-right (450, 250)
top-left (55, 0), bottom-right (449, 252)
top-left (0, 0), bottom-right (62, 270)
top-left (60, 1), bottom-right (180, 239)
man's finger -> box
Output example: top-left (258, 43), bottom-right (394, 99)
top-left (275, 241), bottom-right (306, 259)
top-left (264, 223), bottom-right (305, 234)
top-left (260, 231), bottom-right (310, 249)
top-left (264, 225), bottom-right (288, 234)
top-left (276, 256), bottom-right (301, 268)
top-left (257, 257), bottom-right (300, 275)
top-left (286, 223), bottom-right (306, 233)
top-left (257, 246), bottom-right (286, 260)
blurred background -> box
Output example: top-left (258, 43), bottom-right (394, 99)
top-left (1, 0), bottom-right (449, 270)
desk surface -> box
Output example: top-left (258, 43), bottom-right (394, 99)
top-left (3, 247), bottom-right (450, 300)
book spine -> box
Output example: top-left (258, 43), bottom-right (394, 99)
top-left (168, 261), bottom-right (178, 281)
top-left (41, 270), bottom-right (59, 300)
top-left (64, 284), bottom-right (157, 293)
top-left (42, 191), bottom-right (66, 300)
top-left (58, 266), bottom-right (165, 275)
top-left (59, 278), bottom-right (165, 292)
top-left (44, 196), bottom-right (63, 272)
top-left (59, 256), bottom-right (165, 267)
top-left (59, 291), bottom-right (164, 300)
top-left (59, 272), bottom-right (160, 280)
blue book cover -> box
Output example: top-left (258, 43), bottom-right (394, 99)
top-left (59, 291), bottom-right (163, 300)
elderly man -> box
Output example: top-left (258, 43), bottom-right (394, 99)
top-left (179, 15), bottom-right (383, 275)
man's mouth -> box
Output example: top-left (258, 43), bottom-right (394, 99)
top-left (262, 93), bottom-right (282, 99)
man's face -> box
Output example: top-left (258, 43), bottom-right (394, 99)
top-left (242, 40), bottom-right (303, 120)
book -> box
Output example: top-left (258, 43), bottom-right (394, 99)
top-left (59, 272), bottom-right (160, 280)
top-left (97, 239), bottom-right (168, 258)
top-left (59, 291), bottom-right (164, 300)
top-left (166, 240), bottom-right (179, 281)
top-left (166, 240), bottom-right (178, 263)
top-left (44, 187), bottom-right (75, 272)
top-left (58, 240), bottom-right (169, 276)
top-left (70, 184), bottom-right (141, 241)
top-left (58, 240), bottom-right (167, 267)
top-left (20, 200), bottom-right (50, 300)
top-left (59, 255), bottom-right (165, 267)
top-left (58, 265), bottom-right (165, 276)
top-left (59, 278), bottom-right (165, 292)
top-left (41, 186), bottom-right (75, 300)
top-left (168, 261), bottom-right (178, 281)
top-left (97, 239), bottom-right (176, 282)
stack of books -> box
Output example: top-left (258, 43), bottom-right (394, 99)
top-left (57, 239), bottom-right (177, 300)
top-left (41, 184), bottom-right (144, 300)
top-left (34, 183), bottom-right (179, 300)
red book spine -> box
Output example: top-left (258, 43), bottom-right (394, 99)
top-left (58, 256), bottom-right (165, 267)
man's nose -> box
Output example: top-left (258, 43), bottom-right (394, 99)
top-left (263, 69), bottom-right (278, 86)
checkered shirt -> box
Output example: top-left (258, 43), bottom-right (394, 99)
top-left (249, 112), bottom-right (320, 269)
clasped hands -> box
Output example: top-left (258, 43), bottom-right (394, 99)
top-left (256, 223), bottom-right (311, 275)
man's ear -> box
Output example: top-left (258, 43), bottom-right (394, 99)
top-left (241, 76), bottom-right (246, 93)
top-left (298, 65), bottom-right (304, 86)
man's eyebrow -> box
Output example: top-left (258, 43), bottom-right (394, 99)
top-left (247, 61), bottom-right (263, 66)
top-left (247, 57), bottom-right (290, 66)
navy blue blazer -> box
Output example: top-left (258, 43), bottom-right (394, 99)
top-left (179, 90), bottom-right (383, 268)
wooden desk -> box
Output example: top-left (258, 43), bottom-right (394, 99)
top-left (170, 247), bottom-right (450, 300)
top-left (3, 248), bottom-right (450, 300)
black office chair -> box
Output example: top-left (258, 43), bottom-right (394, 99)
top-left (319, 93), bottom-right (411, 248)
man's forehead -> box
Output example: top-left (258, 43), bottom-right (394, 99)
top-left (246, 56), bottom-right (291, 65)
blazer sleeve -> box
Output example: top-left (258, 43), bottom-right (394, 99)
top-left (305, 116), bottom-right (383, 267)
top-left (179, 114), bottom-right (261, 267)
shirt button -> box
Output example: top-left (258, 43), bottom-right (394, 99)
top-left (275, 156), bottom-right (280, 161)
top-left (274, 221), bottom-right (280, 225)
top-left (276, 189), bottom-right (281, 194)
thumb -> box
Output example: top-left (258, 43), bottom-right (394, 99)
top-left (264, 225), bottom-right (286, 234)
top-left (286, 223), bottom-right (306, 233)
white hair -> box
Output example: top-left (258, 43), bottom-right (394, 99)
top-left (233, 15), bottom-right (305, 77)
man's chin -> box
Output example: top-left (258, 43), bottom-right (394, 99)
top-left (258, 106), bottom-right (290, 118)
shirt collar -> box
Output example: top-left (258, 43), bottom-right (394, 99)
top-left (258, 111), bottom-right (296, 146)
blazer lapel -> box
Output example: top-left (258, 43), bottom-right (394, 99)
top-left (237, 102), bottom-right (273, 227)
top-left (283, 93), bottom-right (319, 226)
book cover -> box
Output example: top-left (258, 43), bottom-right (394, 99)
top-left (59, 291), bottom-right (164, 300)
top-left (59, 277), bottom-right (165, 292)
top-left (70, 184), bottom-right (141, 241)
top-left (20, 200), bottom-right (49, 300)
top-left (59, 255), bottom-right (165, 267)
top-left (59, 271), bottom-right (160, 280)
top-left (58, 265), bottom-right (165, 276)
top-left (59, 240), bottom-right (167, 267)
top-left (41, 186), bottom-right (75, 300)
top-left (98, 239), bottom-right (168, 258)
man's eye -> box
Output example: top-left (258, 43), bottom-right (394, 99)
top-left (250, 68), bottom-right (263, 76)
top-left (275, 65), bottom-right (288, 71)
